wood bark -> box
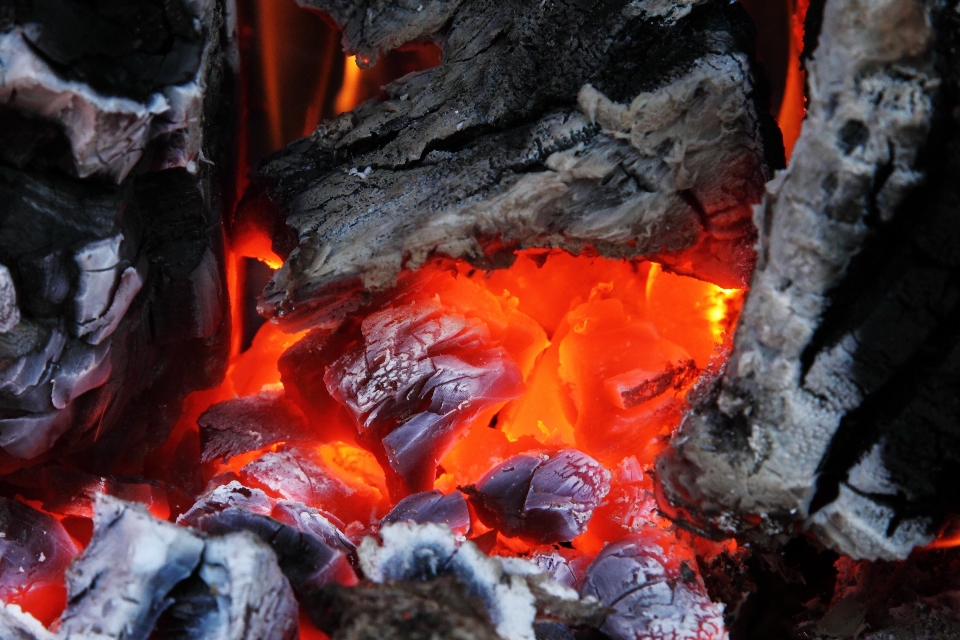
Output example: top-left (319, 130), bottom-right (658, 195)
top-left (242, 0), bottom-right (780, 330)
top-left (0, 0), bottom-right (234, 471)
top-left (657, 0), bottom-right (960, 561)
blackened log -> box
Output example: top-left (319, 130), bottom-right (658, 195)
top-left (464, 450), bottom-right (610, 545)
top-left (61, 495), bottom-right (300, 640)
top-left (0, 497), bottom-right (78, 599)
top-left (657, 0), bottom-right (960, 560)
top-left (0, 0), bottom-right (234, 470)
top-left (579, 530), bottom-right (727, 640)
top-left (243, 0), bottom-right (777, 330)
top-left (0, 0), bottom-right (219, 181)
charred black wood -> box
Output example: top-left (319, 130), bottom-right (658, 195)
top-left (242, 0), bottom-right (776, 330)
top-left (0, 0), bottom-right (234, 472)
top-left (154, 532), bottom-right (300, 640)
top-left (380, 489), bottom-right (470, 535)
top-left (198, 391), bottom-right (311, 464)
top-left (658, 0), bottom-right (960, 560)
top-left (180, 482), bottom-right (358, 594)
top-left (463, 450), bottom-right (610, 545)
top-left (58, 496), bottom-right (207, 640)
top-left (579, 530), bottom-right (726, 640)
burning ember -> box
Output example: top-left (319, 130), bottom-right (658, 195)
top-left (2, 0), bottom-right (959, 639)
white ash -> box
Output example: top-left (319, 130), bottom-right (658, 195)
top-left (0, 601), bottom-right (53, 640)
top-left (359, 522), bottom-right (592, 640)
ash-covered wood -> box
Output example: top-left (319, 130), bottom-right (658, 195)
top-left (243, 0), bottom-right (778, 329)
top-left (0, 602), bottom-right (53, 640)
top-left (657, 0), bottom-right (960, 560)
top-left (356, 522), bottom-right (605, 640)
top-left (60, 496), bottom-right (299, 640)
top-left (0, 0), bottom-right (234, 471)
top-left (155, 532), bottom-right (300, 640)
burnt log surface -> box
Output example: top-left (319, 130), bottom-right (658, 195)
top-left (658, 0), bottom-right (960, 560)
top-left (0, 0), bottom-right (234, 472)
top-left (243, 0), bottom-right (779, 330)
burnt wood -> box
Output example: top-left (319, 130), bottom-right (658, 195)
top-left (0, 0), bottom-right (234, 472)
top-left (658, 0), bottom-right (960, 561)
top-left (242, 0), bottom-right (778, 330)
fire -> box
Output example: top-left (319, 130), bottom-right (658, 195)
top-left (334, 56), bottom-right (364, 114)
top-left (777, 0), bottom-right (810, 159)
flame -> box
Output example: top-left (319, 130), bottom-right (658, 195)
top-left (334, 56), bottom-right (364, 114)
top-left (778, 0), bottom-right (810, 159)
top-left (928, 517), bottom-right (960, 549)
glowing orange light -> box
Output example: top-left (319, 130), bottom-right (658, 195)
top-left (334, 56), bottom-right (364, 114)
top-left (778, 0), bottom-right (810, 159)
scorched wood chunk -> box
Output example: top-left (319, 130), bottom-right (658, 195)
top-left (464, 450), bottom-right (611, 545)
top-left (580, 529), bottom-right (727, 640)
top-left (242, 0), bottom-right (778, 329)
top-left (0, 497), bottom-right (77, 603)
top-left (325, 299), bottom-right (524, 498)
top-left (0, 0), bottom-right (234, 470)
top-left (380, 489), bottom-right (471, 535)
top-left (60, 496), bottom-right (299, 640)
top-left (198, 390), bottom-right (312, 464)
top-left (155, 532), bottom-right (300, 640)
top-left (349, 522), bottom-right (604, 640)
top-left (657, 0), bottom-right (960, 560)
top-left (180, 482), bottom-right (358, 593)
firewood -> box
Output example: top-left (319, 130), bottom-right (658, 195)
top-left (658, 0), bottom-right (960, 561)
top-left (243, 0), bottom-right (777, 329)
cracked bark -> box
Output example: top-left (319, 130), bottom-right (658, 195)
top-left (657, 0), bottom-right (960, 561)
top-left (241, 0), bottom-right (779, 330)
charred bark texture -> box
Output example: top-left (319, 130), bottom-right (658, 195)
top-left (658, 0), bottom-right (960, 560)
top-left (243, 0), bottom-right (778, 330)
top-left (0, 0), bottom-right (234, 472)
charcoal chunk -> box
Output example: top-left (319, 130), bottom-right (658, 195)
top-left (579, 533), bottom-right (727, 640)
top-left (59, 496), bottom-right (205, 640)
top-left (326, 300), bottom-right (523, 496)
top-left (187, 505), bottom-right (356, 594)
top-left (380, 490), bottom-right (470, 534)
top-left (157, 532), bottom-right (299, 640)
top-left (198, 392), bottom-right (311, 464)
top-left (465, 450), bottom-right (611, 544)
top-left (0, 602), bottom-right (53, 640)
top-left (178, 481), bottom-right (275, 524)
top-left (0, 497), bottom-right (77, 599)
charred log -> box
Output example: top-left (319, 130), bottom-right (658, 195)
top-left (241, 0), bottom-right (778, 330)
top-left (0, 0), bottom-right (235, 472)
top-left (657, 0), bottom-right (960, 560)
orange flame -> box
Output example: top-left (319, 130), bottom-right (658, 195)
top-left (778, 0), bottom-right (810, 159)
